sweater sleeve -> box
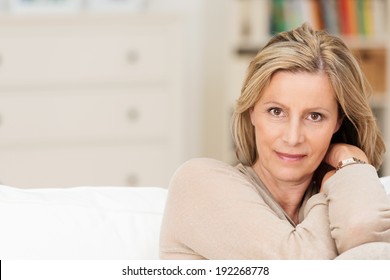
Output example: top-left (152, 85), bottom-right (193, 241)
top-left (160, 158), bottom-right (337, 259)
top-left (322, 164), bottom-right (390, 254)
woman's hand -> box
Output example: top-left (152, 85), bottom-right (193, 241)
top-left (320, 143), bottom-right (369, 191)
top-left (323, 143), bottom-right (369, 168)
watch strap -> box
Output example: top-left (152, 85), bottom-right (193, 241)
top-left (336, 157), bottom-right (366, 171)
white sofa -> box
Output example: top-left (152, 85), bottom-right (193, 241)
top-left (0, 178), bottom-right (389, 259)
top-left (0, 185), bottom-right (167, 259)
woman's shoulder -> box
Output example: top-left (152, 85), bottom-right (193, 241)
top-left (175, 157), bottom-right (237, 173)
top-left (173, 158), bottom-right (241, 183)
top-left (168, 157), bottom-right (252, 194)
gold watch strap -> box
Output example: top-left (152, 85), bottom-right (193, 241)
top-left (336, 157), bottom-right (366, 171)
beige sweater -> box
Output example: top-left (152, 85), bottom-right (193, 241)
top-left (159, 158), bottom-right (390, 259)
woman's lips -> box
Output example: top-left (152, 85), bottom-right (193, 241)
top-left (276, 152), bottom-right (306, 162)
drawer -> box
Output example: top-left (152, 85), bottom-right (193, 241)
top-left (0, 144), bottom-right (178, 188)
top-left (0, 88), bottom-right (173, 143)
top-left (0, 24), bottom-right (175, 85)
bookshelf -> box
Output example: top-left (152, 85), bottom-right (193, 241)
top-left (226, 0), bottom-right (389, 175)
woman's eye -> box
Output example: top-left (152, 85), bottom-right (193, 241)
top-left (307, 112), bottom-right (322, 122)
top-left (268, 108), bottom-right (284, 117)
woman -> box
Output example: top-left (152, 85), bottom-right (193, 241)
top-left (159, 24), bottom-right (390, 259)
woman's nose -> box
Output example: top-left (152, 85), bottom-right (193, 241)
top-left (282, 118), bottom-right (304, 146)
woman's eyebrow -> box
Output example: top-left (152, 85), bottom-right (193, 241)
top-left (262, 101), bottom-right (332, 113)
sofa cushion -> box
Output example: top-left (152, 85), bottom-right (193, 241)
top-left (0, 176), bottom-right (389, 259)
top-left (0, 185), bottom-right (167, 259)
top-left (380, 176), bottom-right (390, 194)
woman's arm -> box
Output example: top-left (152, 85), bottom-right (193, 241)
top-left (321, 144), bottom-right (390, 253)
top-left (160, 158), bottom-right (337, 259)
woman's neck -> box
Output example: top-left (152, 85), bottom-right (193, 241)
top-left (270, 186), bottom-right (307, 224)
top-left (252, 162), bottom-right (312, 224)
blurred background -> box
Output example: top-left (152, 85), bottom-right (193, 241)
top-left (0, 0), bottom-right (388, 188)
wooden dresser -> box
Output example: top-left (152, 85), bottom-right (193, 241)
top-left (0, 14), bottom-right (186, 188)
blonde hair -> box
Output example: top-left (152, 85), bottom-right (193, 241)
top-left (232, 23), bottom-right (385, 170)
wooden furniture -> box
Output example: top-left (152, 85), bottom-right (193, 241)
top-left (0, 14), bottom-right (186, 188)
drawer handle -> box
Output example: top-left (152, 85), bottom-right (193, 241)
top-left (127, 174), bottom-right (139, 186)
top-left (127, 50), bottom-right (139, 64)
top-left (127, 108), bottom-right (139, 122)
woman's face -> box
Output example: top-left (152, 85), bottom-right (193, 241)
top-left (250, 71), bottom-right (341, 185)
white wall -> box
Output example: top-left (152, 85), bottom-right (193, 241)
top-left (150, 0), bottom-right (233, 162)
top-left (199, 0), bottom-right (231, 161)
top-left (149, 0), bottom-right (207, 160)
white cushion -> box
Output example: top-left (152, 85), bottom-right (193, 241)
top-left (0, 185), bottom-right (167, 259)
top-left (0, 176), bottom-right (389, 260)
top-left (380, 176), bottom-right (390, 194)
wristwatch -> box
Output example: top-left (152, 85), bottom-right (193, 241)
top-left (336, 157), bottom-right (366, 171)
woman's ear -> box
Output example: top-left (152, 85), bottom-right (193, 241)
top-left (334, 116), bottom-right (343, 133)
top-left (249, 107), bottom-right (255, 126)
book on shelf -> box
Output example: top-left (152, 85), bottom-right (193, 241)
top-left (268, 0), bottom-right (387, 38)
top-left (235, 0), bottom-right (387, 96)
